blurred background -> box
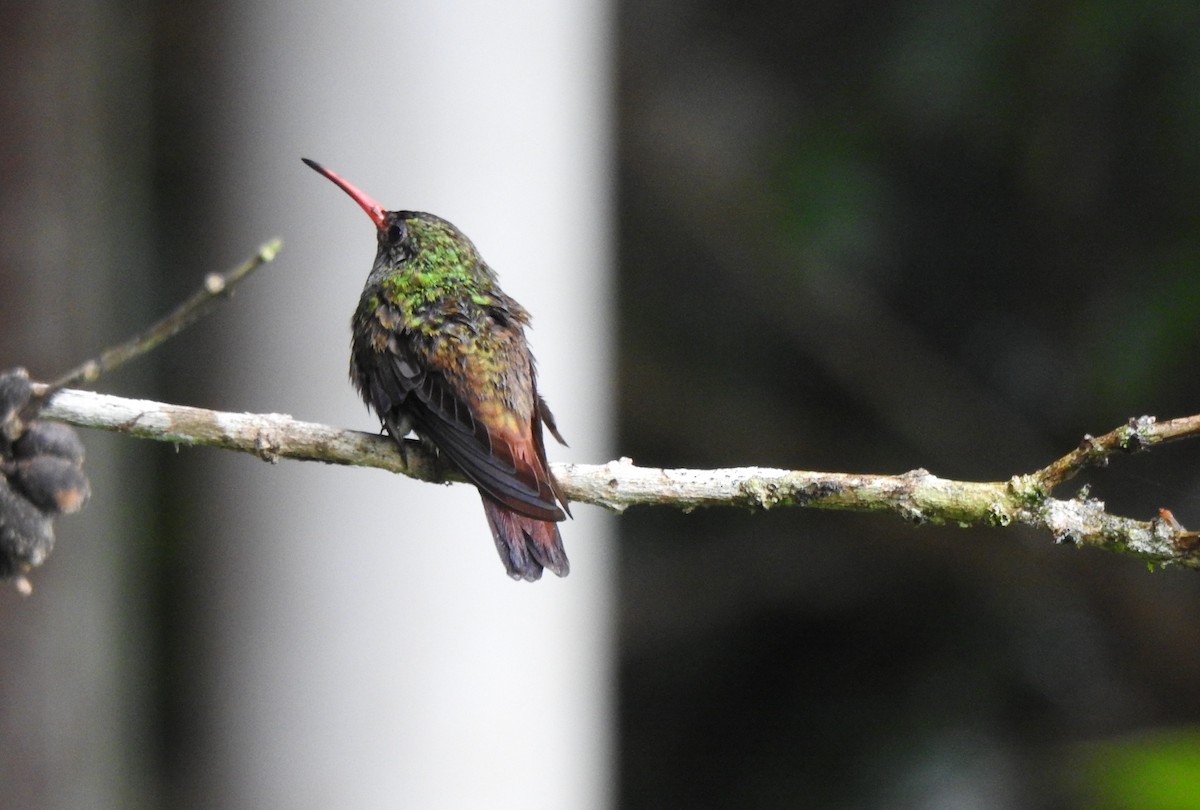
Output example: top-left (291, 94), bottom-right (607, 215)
top-left (4, 1), bottom-right (1200, 808)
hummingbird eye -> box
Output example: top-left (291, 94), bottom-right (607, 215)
top-left (385, 222), bottom-right (406, 245)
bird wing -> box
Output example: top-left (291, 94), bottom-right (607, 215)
top-left (368, 332), bottom-right (567, 523)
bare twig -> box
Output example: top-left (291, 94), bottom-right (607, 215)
top-left (37, 239), bottom-right (283, 399)
top-left (34, 388), bottom-right (1200, 570)
top-left (1034, 414), bottom-right (1200, 489)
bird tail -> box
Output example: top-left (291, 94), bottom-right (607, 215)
top-left (481, 496), bottom-right (570, 582)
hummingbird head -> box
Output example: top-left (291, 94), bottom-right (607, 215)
top-left (303, 158), bottom-right (488, 279)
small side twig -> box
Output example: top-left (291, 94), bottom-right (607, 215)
top-left (36, 238), bottom-right (283, 401)
top-left (4, 240), bottom-right (280, 591)
top-left (1034, 414), bottom-right (1200, 490)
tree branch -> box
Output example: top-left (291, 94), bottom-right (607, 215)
top-left (13, 239), bottom-right (1195, 576)
top-left (36, 387), bottom-right (1200, 570)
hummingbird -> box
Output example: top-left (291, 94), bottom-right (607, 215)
top-left (302, 158), bottom-right (570, 581)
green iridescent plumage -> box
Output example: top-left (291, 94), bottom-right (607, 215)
top-left (352, 214), bottom-right (543, 445)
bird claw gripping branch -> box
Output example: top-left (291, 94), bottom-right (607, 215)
top-left (0, 368), bottom-right (91, 593)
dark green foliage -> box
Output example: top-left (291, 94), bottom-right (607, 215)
top-left (618, 2), bottom-right (1200, 806)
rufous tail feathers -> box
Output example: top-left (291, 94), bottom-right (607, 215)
top-left (481, 495), bottom-right (570, 582)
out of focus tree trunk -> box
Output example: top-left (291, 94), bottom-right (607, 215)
top-left (0, 2), bottom-right (156, 807)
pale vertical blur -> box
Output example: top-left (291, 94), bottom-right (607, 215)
top-left (178, 1), bottom-right (614, 808)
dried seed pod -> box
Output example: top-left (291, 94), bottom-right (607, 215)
top-left (12, 421), bottom-right (86, 466)
top-left (0, 477), bottom-right (55, 579)
top-left (6, 456), bottom-right (91, 515)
